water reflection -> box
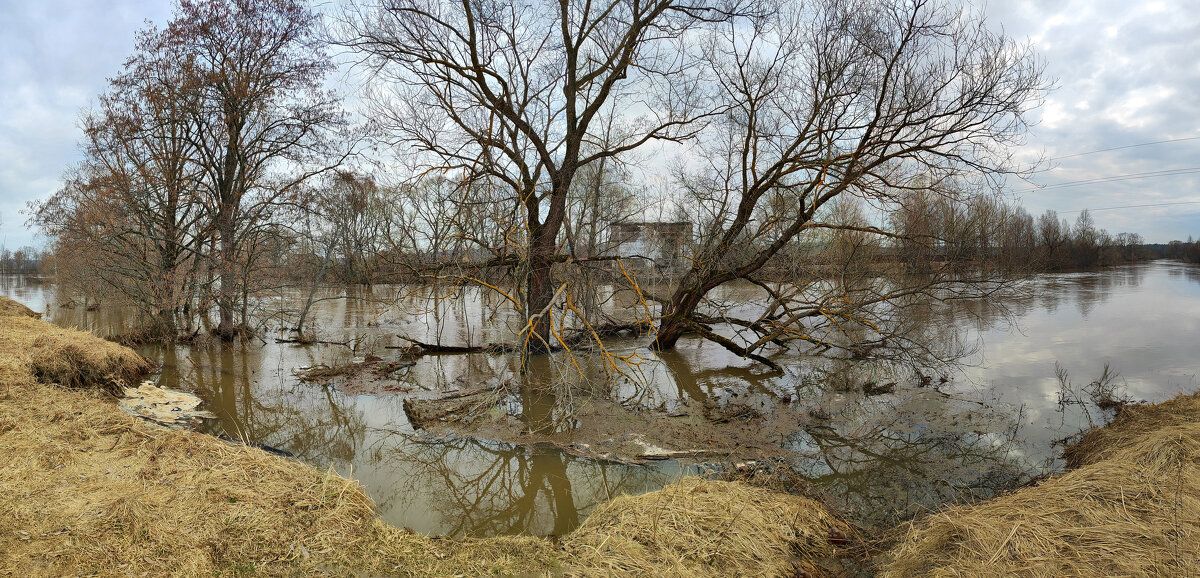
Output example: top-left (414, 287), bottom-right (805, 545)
top-left (5, 261), bottom-right (1200, 536)
top-left (785, 390), bottom-right (1031, 528)
top-left (381, 435), bottom-right (687, 537)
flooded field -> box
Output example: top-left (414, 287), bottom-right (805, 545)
top-left (4, 260), bottom-right (1199, 536)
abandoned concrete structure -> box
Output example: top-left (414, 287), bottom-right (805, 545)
top-left (607, 221), bottom-right (693, 272)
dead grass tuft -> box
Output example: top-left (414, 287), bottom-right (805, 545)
top-left (883, 405), bottom-right (1200, 576)
top-left (0, 314), bottom-right (153, 393)
top-left (564, 476), bottom-right (850, 577)
top-left (1063, 391), bottom-right (1200, 468)
top-left (0, 296), bottom-right (40, 319)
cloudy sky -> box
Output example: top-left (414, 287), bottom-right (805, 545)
top-left (1, 0), bottom-right (1199, 248)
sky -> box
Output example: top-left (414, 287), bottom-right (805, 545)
top-left (1, 0), bottom-right (1198, 249)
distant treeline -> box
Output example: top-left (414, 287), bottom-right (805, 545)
top-left (762, 191), bottom-right (1159, 276)
top-left (1157, 239), bottom-right (1200, 264)
top-left (0, 247), bottom-right (43, 275)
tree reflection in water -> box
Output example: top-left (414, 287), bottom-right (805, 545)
top-left (6, 263), bottom-right (1200, 537)
top-left (789, 416), bottom-right (1031, 529)
top-left (177, 342), bottom-right (371, 464)
top-left (380, 434), bottom-right (687, 537)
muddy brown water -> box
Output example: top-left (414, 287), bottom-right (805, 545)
top-left (4, 260), bottom-right (1200, 536)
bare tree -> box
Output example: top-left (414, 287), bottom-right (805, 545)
top-left (649, 0), bottom-right (1045, 368)
top-left (318, 171), bottom-right (389, 284)
top-left (156, 0), bottom-right (348, 340)
top-left (29, 38), bottom-right (207, 336)
top-left (1037, 209), bottom-right (1068, 269)
top-left (342, 0), bottom-right (726, 350)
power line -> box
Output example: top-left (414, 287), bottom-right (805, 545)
top-left (1048, 136), bottom-right (1200, 161)
top-left (1019, 167), bottom-right (1200, 193)
top-left (1054, 201), bottom-right (1200, 216)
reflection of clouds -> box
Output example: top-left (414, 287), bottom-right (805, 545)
top-left (5, 262), bottom-right (1200, 537)
top-left (965, 262), bottom-right (1200, 465)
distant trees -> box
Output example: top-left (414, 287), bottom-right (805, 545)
top-left (0, 247), bottom-right (42, 275)
top-left (309, 172), bottom-right (389, 285)
top-left (1031, 209), bottom-right (1148, 270)
top-left (1164, 237), bottom-right (1200, 263)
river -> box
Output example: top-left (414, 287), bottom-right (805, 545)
top-left (4, 260), bottom-right (1198, 535)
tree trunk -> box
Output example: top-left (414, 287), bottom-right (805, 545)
top-left (526, 233), bottom-right (556, 351)
top-left (652, 272), bottom-right (710, 350)
top-left (216, 212), bottom-right (238, 341)
top-left (296, 245), bottom-right (332, 334)
top-left (524, 173), bottom-right (571, 353)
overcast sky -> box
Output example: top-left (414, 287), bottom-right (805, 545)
top-left (1, 0), bottom-right (1198, 249)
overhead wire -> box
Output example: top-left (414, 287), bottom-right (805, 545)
top-left (1045, 136), bottom-right (1200, 161)
top-left (1020, 136), bottom-right (1200, 215)
top-left (1054, 201), bottom-right (1200, 216)
top-left (1021, 167), bottom-right (1200, 193)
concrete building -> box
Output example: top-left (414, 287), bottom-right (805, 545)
top-left (608, 221), bottom-right (693, 272)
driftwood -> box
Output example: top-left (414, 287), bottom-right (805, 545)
top-left (384, 335), bottom-right (516, 354)
top-left (294, 359), bottom-right (416, 384)
top-left (275, 336), bottom-right (353, 346)
top-left (402, 387), bottom-right (500, 429)
top-left (635, 449), bottom-right (721, 461)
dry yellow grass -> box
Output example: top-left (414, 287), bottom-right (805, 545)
top-left (0, 297), bottom-right (40, 318)
top-left (1063, 391), bottom-right (1200, 468)
top-left (0, 296), bottom-right (848, 577)
top-left (563, 476), bottom-right (849, 577)
top-left (0, 298), bottom-right (153, 393)
top-left (883, 405), bottom-right (1200, 577)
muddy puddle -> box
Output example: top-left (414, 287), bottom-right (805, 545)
top-left (4, 260), bottom-right (1200, 536)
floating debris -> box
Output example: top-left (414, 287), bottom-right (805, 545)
top-left (119, 382), bottom-right (216, 428)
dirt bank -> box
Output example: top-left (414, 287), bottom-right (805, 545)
top-left (882, 392), bottom-right (1200, 576)
top-left (0, 297), bottom-right (851, 577)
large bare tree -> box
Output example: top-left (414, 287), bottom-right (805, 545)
top-left (650, 0), bottom-right (1046, 367)
top-left (158, 0), bottom-right (348, 340)
top-left (342, 0), bottom-right (727, 350)
top-left (30, 26), bottom-right (207, 336)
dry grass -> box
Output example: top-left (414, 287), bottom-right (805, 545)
top-left (0, 377), bottom-right (557, 577)
top-left (1063, 391), bottom-right (1200, 468)
top-left (0, 297), bottom-right (40, 319)
top-left (0, 302), bottom-right (849, 577)
top-left (564, 476), bottom-right (850, 577)
top-left (0, 297), bottom-right (153, 393)
top-left (883, 407), bottom-right (1200, 576)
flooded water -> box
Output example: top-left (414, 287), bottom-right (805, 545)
top-left (4, 260), bottom-right (1199, 535)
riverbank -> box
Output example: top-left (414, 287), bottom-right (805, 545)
top-left (0, 297), bottom-right (850, 576)
top-left (6, 294), bottom-right (1200, 576)
top-left (883, 392), bottom-right (1200, 576)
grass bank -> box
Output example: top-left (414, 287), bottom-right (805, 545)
top-left (0, 297), bottom-right (848, 577)
top-left (882, 392), bottom-right (1200, 576)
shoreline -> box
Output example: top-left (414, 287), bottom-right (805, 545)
top-left (3, 295), bottom-right (1197, 576)
top-left (0, 296), bottom-right (851, 576)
